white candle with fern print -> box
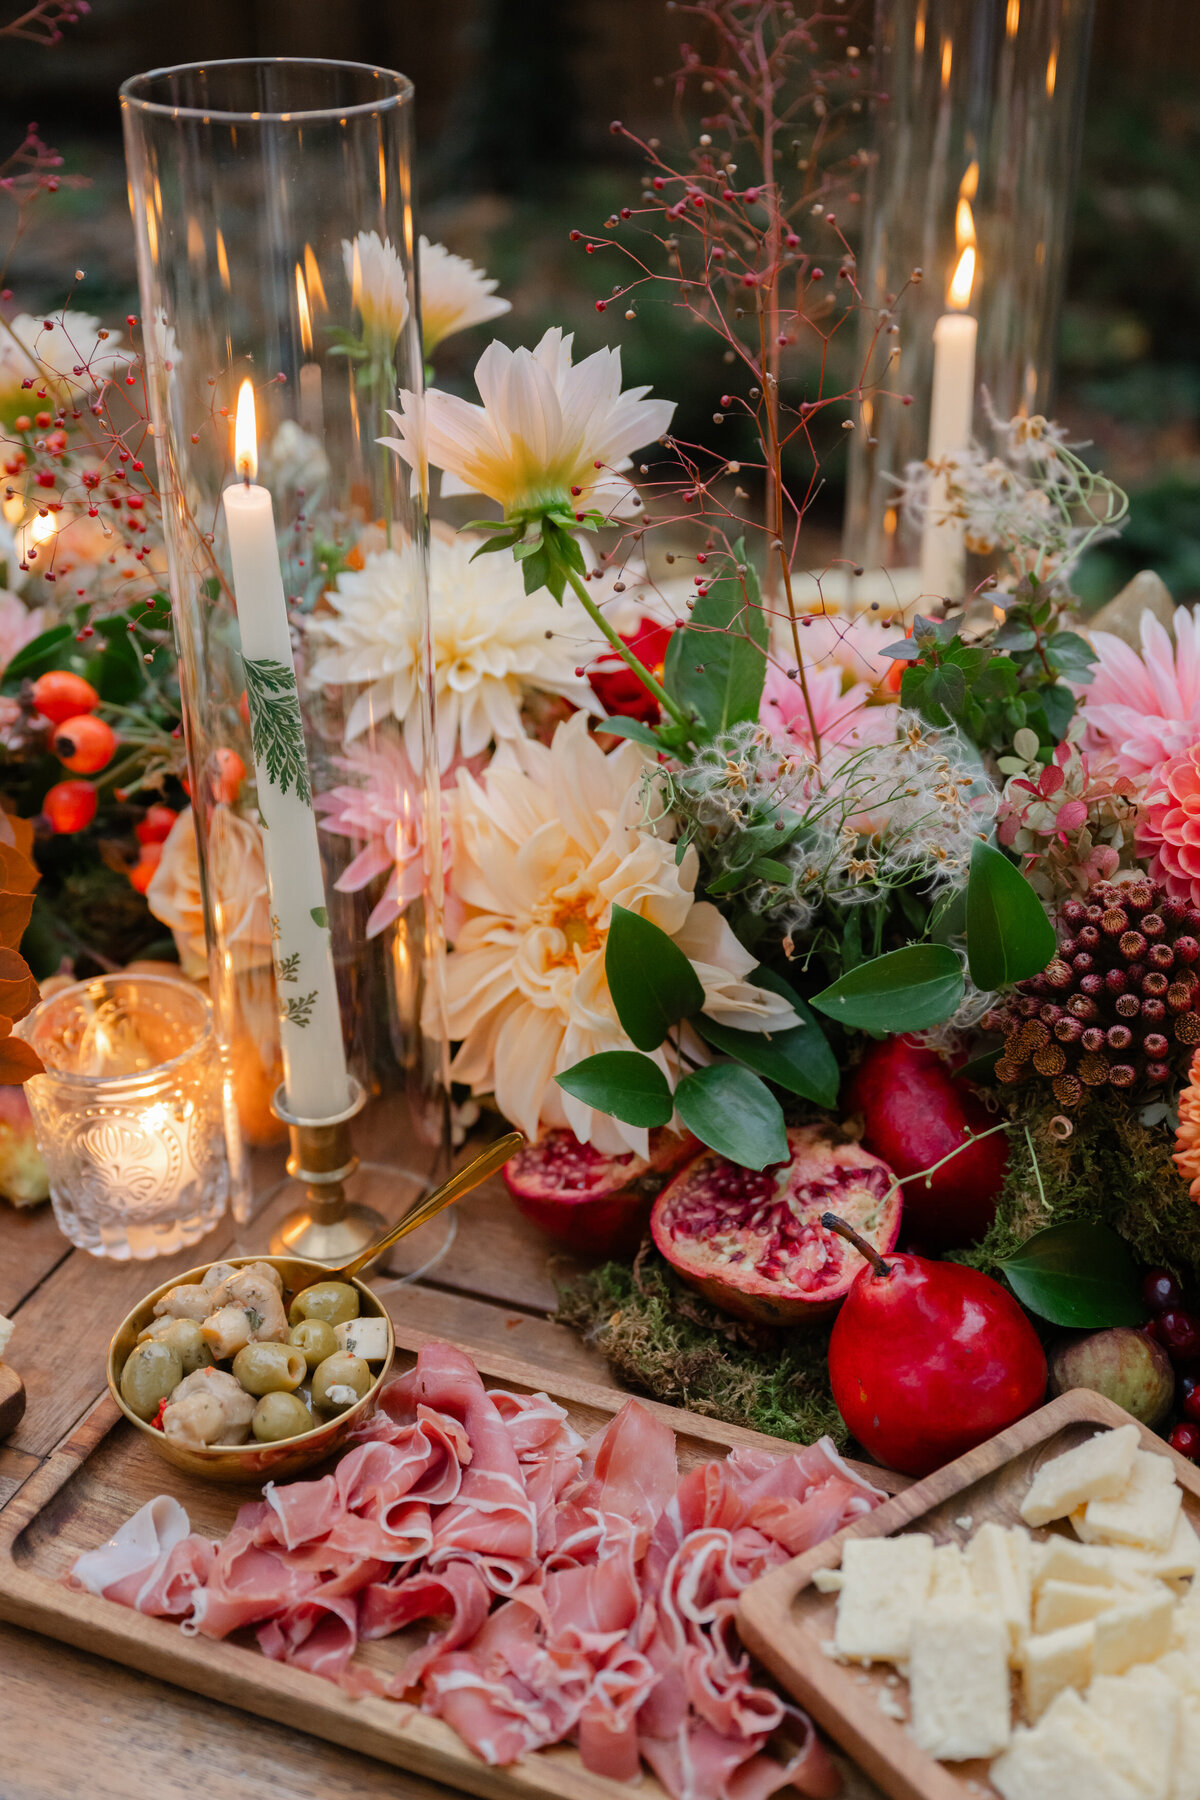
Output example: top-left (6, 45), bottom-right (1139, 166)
top-left (222, 380), bottom-right (350, 1121)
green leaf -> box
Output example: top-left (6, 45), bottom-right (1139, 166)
top-left (810, 944), bottom-right (964, 1033)
top-left (605, 903), bottom-right (705, 1051)
top-left (999, 1222), bottom-right (1147, 1328)
top-left (0, 624), bottom-right (74, 692)
top-left (694, 975), bottom-right (839, 1109)
top-left (663, 540), bottom-right (767, 736)
top-left (242, 656), bottom-right (312, 805)
top-left (1039, 684), bottom-right (1077, 741)
top-left (1044, 631), bottom-right (1097, 678)
top-left (597, 717), bottom-right (664, 750)
top-left (310, 906), bottom-right (328, 929)
top-left (673, 1063), bottom-right (789, 1169)
top-left (554, 1050), bottom-right (673, 1128)
top-left (86, 614), bottom-right (145, 704)
top-left (966, 839), bottom-right (1057, 989)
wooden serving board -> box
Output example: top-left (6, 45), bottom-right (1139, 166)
top-left (0, 1319), bottom-right (903, 1800)
top-left (736, 1390), bottom-right (1200, 1800)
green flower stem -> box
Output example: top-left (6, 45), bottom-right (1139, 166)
top-left (561, 561), bottom-right (692, 735)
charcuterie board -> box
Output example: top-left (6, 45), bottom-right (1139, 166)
top-left (736, 1391), bottom-right (1200, 1800)
top-left (0, 1319), bottom-right (903, 1800)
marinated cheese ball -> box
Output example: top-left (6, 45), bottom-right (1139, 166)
top-left (288, 1280), bottom-right (360, 1329)
top-left (288, 1317), bottom-right (338, 1374)
top-left (251, 1391), bottom-right (314, 1443)
top-left (120, 1339), bottom-right (184, 1421)
top-left (232, 1340), bottom-right (307, 1396)
top-left (311, 1350), bottom-right (372, 1415)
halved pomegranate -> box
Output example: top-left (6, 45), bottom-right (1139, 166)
top-left (650, 1126), bottom-right (902, 1326)
top-left (503, 1127), bottom-right (698, 1258)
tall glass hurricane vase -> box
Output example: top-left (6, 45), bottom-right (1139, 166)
top-left (121, 61), bottom-right (446, 1211)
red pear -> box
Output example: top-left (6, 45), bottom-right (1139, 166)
top-left (847, 1035), bottom-right (1008, 1250)
top-left (824, 1214), bottom-right (1047, 1477)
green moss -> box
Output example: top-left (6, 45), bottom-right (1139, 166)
top-left (956, 1092), bottom-right (1200, 1285)
top-left (555, 1246), bottom-right (848, 1447)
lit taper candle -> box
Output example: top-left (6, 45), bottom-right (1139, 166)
top-left (919, 240), bottom-right (978, 601)
top-left (222, 379), bottom-right (349, 1120)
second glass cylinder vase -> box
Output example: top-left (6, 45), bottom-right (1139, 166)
top-left (121, 60), bottom-right (447, 1216)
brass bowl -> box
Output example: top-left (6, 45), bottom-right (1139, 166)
top-left (107, 1252), bottom-right (396, 1484)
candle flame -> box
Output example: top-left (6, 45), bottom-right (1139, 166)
top-left (948, 244), bottom-right (976, 310)
top-left (303, 244), bottom-right (328, 312)
top-left (959, 159), bottom-right (979, 205)
top-left (940, 36), bottom-right (952, 87)
top-left (30, 511), bottom-right (58, 546)
top-left (295, 264), bottom-right (313, 356)
top-left (955, 197), bottom-right (977, 251)
top-left (234, 380), bottom-right (258, 482)
top-left (1046, 43), bottom-right (1058, 96)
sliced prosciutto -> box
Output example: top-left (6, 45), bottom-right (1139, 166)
top-left (74, 1339), bottom-right (883, 1800)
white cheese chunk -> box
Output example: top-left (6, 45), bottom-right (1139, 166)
top-left (1086, 1666), bottom-right (1180, 1800)
top-left (1020, 1425), bottom-right (1141, 1527)
top-left (908, 1600), bottom-right (1011, 1762)
top-left (1153, 1510), bottom-right (1200, 1584)
top-left (332, 1316), bottom-right (390, 1362)
top-left (1034, 1578), bottom-right (1126, 1633)
top-left (992, 1689), bottom-right (1141, 1800)
top-left (1092, 1590), bottom-right (1175, 1676)
top-left (1078, 1453), bottom-right (1182, 1553)
top-left (1035, 1536), bottom-right (1146, 1590)
top-left (1021, 1620), bottom-right (1095, 1720)
top-left (1169, 1700), bottom-right (1200, 1800)
top-left (1157, 1649), bottom-right (1200, 1706)
top-left (930, 1542), bottom-right (975, 1605)
top-left (811, 1567), bottom-right (843, 1593)
top-left (968, 1522), bottom-right (1033, 1656)
top-left (833, 1534), bottom-right (934, 1663)
top-left (0, 1312), bottom-right (11, 1359)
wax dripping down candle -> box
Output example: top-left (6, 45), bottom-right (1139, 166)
top-left (222, 380), bottom-right (350, 1121)
top-left (918, 181), bottom-right (979, 601)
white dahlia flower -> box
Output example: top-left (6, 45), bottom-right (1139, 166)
top-left (418, 236), bottom-right (511, 356)
top-left (343, 231), bottom-right (410, 357)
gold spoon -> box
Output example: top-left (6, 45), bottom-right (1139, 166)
top-left (330, 1130), bottom-right (525, 1282)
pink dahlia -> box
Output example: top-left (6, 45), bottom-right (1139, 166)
top-left (315, 740), bottom-right (461, 939)
top-left (760, 659), bottom-right (895, 762)
top-left (1082, 605), bottom-right (1200, 785)
top-left (1137, 742), bottom-right (1200, 906)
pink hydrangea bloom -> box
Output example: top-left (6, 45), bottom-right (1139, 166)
top-left (1137, 742), bottom-right (1200, 906)
top-left (760, 659), bottom-right (895, 761)
top-left (1081, 605), bottom-right (1200, 785)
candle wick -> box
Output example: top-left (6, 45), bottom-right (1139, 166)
top-left (242, 470), bottom-right (251, 489)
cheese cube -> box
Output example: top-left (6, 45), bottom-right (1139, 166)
top-left (992, 1693), bottom-right (1142, 1800)
top-left (0, 1312), bottom-right (11, 1359)
top-left (1154, 1510), bottom-right (1200, 1584)
top-left (969, 1522), bottom-right (1033, 1655)
top-left (333, 1316), bottom-right (390, 1362)
top-left (1157, 1650), bottom-right (1200, 1707)
top-left (1078, 1452), bottom-right (1182, 1553)
top-left (1034, 1578), bottom-right (1125, 1633)
top-left (1170, 1700), bottom-right (1200, 1800)
top-left (1086, 1667), bottom-right (1180, 1800)
top-left (1035, 1536), bottom-right (1147, 1590)
top-left (907, 1600), bottom-right (1011, 1761)
top-left (1092, 1590), bottom-right (1175, 1676)
top-left (811, 1567), bottom-right (843, 1594)
top-left (833, 1534), bottom-right (934, 1663)
top-left (1021, 1620), bottom-right (1094, 1720)
top-left (1021, 1425), bottom-right (1141, 1527)
top-left (930, 1542), bottom-right (974, 1605)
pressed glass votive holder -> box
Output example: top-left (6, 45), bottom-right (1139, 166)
top-left (17, 973), bottom-right (231, 1260)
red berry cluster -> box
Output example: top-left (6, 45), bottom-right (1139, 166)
top-left (1143, 1268), bottom-right (1200, 1461)
top-left (987, 880), bottom-right (1200, 1107)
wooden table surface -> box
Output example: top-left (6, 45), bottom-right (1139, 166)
top-left (0, 1108), bottom-right (881, 1800)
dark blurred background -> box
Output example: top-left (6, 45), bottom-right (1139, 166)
top-left (2, 0), bottom-right (1199, 603)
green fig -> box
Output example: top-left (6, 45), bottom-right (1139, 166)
top-left (1049, 1327), bottom-right (1174, 1428)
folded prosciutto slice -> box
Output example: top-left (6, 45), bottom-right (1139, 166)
top-left (75, 1340), bottom-right (882, 1800)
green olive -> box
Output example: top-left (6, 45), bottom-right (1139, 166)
top-left (154, 1318), bottom-right (214, 1376)
top-left (288, 1280), bottom-right (360, 1328)
top-left (120, 1340), bottom-right (184, 1421)
top-left (251, 1391), bottom-right (314, 1443)
top-left (288, 1317), bottom-right (339, 1374)
top-left (311, 1350), bottom-right (372, 1415)
top-left (232, 1340), bottom-right (307, 1396)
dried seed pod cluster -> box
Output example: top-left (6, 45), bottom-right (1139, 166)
top-left (986, 880), bottom-right (1200, 1108)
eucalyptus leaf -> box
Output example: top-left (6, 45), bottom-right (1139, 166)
top-left (999, 1222), bottom-right (1147, 1328)
top-left (966, 839), bottom-right (1057, 989)
top-left (605, 903), bottom-right (705, 1051)
top-left (673, 1063), bottom-right (789, 1169)
top-left (663, 539), bottom-right (767, 736)
top-left (555, 1051), bottom-right (674, 1128)
top-left (810, 944), bottom-right (964, 1033)
top-left (596, 717), bottom-right (664, 750)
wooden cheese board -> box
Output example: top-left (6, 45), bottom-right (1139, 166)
top-left (0, 1361), bottom-right (24, 1438)
top-left (736, 1390), bottom-right (1200, 1800)
top-left (0, 1317), bottom-right (904, 1800)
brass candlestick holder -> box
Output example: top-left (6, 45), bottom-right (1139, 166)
top-left (268, 1076), bottom-right (384, 1262)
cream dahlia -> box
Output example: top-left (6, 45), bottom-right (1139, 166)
top-left (0, 312), bottom-right (125, 396)
top-left (440, 711), bottom-right (796, 1156)
top-left (342, 232), bottom-right (410, 358)
top-left (1081, 605), bottom-right (1200, 784)
top-left (380, 327), bottom-right (674, 522)
top-left (146, 805), bottom-right (271, 978)
top-left (307, 525), bottom-right (597, 768)
top-left (418, 237), bottom-right (511, 356)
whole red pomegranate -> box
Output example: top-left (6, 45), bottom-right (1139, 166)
top-left (848, 1035), bottom-right (1007, 1249)
top-left (650, 1126), bottom-right (902, 1326)
top-left (504, 1127), bottom-right (696, 1258)
top-left (826, 1221), bottom-right (1047, 1476)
